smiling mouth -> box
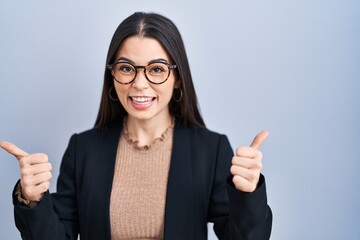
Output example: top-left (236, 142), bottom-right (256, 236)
top-left (129, 96), bottom-right (156, 105)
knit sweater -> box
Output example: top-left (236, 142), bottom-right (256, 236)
top-left (109, 123), bottom-right (174, 240)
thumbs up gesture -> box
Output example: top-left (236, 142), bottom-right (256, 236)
top-left (0, 141), bottom-right (52, 201)
top-left (231, 130), bottom-right (269, 192)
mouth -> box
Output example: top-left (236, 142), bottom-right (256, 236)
top-left (129, 96), bottom-right (156, 105)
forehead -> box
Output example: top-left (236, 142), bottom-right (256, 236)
top-left (115, 36), bottom-right (171, 63)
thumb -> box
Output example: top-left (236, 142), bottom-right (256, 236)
top-left (249, 130), bottom-right (270, 150)
top-left (0, 141), bottom-right (29, 160)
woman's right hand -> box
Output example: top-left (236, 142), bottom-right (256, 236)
top-left (0, 141), bottom-right (52, 201)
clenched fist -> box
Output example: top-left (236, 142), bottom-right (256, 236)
top-left (231, 130), bottom-right (269, 192)
top-left (0, 141), bottom-right (52, 201)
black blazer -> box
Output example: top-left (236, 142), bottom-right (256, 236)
top-left (13, 120), bottom-right (272, 239)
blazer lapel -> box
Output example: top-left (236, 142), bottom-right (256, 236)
top-left (85, 120), bottom-right (195, 239)
top-left (85, 121), bottom-right (123, 240)
top-left (164, 122), bottom-right (195, 239)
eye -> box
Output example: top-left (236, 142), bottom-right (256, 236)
top-left (116, 63), bottom-right (135, 74)
top-left (149, 64), bottom-right (166, 75)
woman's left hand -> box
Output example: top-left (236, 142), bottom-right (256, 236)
top-left (230, 130), bottom-right (269, 192)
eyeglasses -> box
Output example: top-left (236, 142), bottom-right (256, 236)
top-left (107, 61), bottom-right (177, 85)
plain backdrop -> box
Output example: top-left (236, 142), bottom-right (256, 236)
top-left (1, 1), bottom-right (359, 239)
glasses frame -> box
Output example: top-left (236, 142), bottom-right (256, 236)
top-left (107, 61), bottom-right (177, 85)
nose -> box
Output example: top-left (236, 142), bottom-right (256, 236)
top-left (132, 68), bottom-right (149, 90)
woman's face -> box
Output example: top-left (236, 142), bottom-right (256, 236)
top-left (113, 36), bottom-right (178, 123)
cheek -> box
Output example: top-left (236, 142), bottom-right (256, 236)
top-left (114, 85), bottom-right (129, 104)
top-left (158, 82), bottom-right (175, 102)
top-left (114, 83), bottom-right (128, 96)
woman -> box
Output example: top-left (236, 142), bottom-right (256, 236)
top-left (1, 12), bottom-right (272, 239)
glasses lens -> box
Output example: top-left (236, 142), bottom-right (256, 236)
top-left (111, 62), bottom-right (136, 83)
top-left (146, 63), bottom-right (169, 83)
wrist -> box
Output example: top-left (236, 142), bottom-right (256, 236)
top-left (15, 183), bottom-right (43, 208)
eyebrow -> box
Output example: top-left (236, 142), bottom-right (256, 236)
top-left (115, 57), bottom-right (169, 65)
top-left (148, 58), bottom-right (169, 64)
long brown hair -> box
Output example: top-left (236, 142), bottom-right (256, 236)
top-left (94, 12), bottom-right (205, 129)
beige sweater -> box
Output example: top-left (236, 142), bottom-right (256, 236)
top-left (109, 124), bottom-right (174, 240)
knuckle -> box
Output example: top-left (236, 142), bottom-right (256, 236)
top-left (27, 190), bottom-right (39, 199)
top-left (243, 183), bottom-right (254, 192)
top-left (18, 158), bottom-right (26, 168)
top-left (232, 175), bottom-right (241, 185)
top-left (249, 172), bottom-right (258, 181)
top-left (236, 146), bottom-right (245, 156)
top-left (40, 153), bottom-right (49, 162)
top-left (20, 168), bottom-right (29, 176)
top-left (232, 175), bottom-right (237, 182)
top-left (43, 182), bottom-right (50, 191)
top-left (23, 187), bottom-right (31, 197)
top-left (230, 165), bottom-right (236, 175)
top-left (253, 161), bottom-right (262, 169)
top-left (232, 156), bottom-right (241, 165)
top-left (248, 185), bottom-right (255, 192)
top-left (253, 173), bottom-right (261, 184)
top-left (231, 156), bottom-right (236, 165)
top-left (7, 143), bottom-right (15, 152)
top-left (242, 185), bottom-right (249, 192)
top-left (21, 178), bottom-right (30, 187)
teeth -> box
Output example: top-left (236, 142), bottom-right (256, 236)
top-left (131, 97), bottom-right (153, 104)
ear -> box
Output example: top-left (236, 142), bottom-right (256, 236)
top-left (174, 79), bottom-right (181, 89)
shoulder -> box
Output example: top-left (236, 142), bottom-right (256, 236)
top-left (75, 127), bottom-right (101, 141)
top-left (178, 122), bottom-right (225, 137)
top-left (175, 122), bottom-right (232, 149)
top-left (174, 123), bottom-right (234, 173)
top-left (68, 121), bottom-right (123, 148)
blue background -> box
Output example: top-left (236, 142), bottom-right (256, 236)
top-left (1, 1), bottom-right (359, 239)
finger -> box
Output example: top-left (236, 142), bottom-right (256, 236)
top-left (232, 156), bottom-right (262, 169)
top-left (33, 181), bottom-right (50, 196)
top-left (230, 165), bottom-right (260, 182)
top-left (249, 130), bottom-right (269, 150)
top-left (235, 146), bottom-right (260, 158)
top-left (22, 171), bottom-right (52, 186)
top-left (0, 141), bottom-right (29, 160)
top-left (232, 175), bottom-right (256, 192)
top-left (21, 163), bottom-right (52, 176)
top-left (19, 153), bottom-right (49, 167)
top-left (23, 181), bottom-right (50, 201)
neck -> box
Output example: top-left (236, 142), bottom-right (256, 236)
top-left (125, 114), bottom-right (173, 147)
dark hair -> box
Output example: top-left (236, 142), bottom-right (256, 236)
top-left (94, 12), bottom-right (205, 129)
